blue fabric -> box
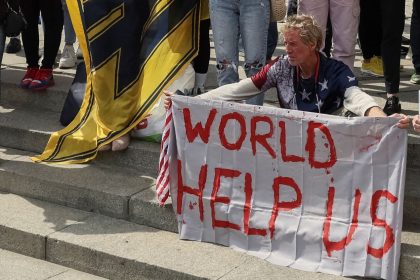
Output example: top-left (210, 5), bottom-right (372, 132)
top-left (260, 54), bottom-right (358, 114)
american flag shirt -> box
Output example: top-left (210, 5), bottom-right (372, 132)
top-left (251, 53), bottom-right (358, 114)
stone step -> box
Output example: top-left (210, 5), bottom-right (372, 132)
top-left (0, 249), bottom-right (106, 280)
top-left (0, 100), bottom-right (161, 172)
top-left (0, 146), bottom-right (177, 233)
top-left (0, 192), bottom-right (419, 280)
top-left (1, 93), bottom-right (419, 172)
top-left (1, 145), bottom-right (420, 236)
top-left (0, 68), bottom-right (73, 114)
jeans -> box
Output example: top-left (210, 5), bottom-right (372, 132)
top-left (210, 0), bottom-right (270, 105)
top-left (412, 0), bottom-right (420, 74)
top-left (62, 0), bottom-right (76, 45)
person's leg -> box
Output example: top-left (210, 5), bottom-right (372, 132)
top-left (39, 0), bottom-right (63, 69)
top-left (0, 25), bottom-right (6, 67)
top-left (61, 0), bottom-right (76, 45)
top-left (287, 0), bottom-right (298, 16)
top-left (381, 0), bottom-right (405, 115)
top-left (323, 16), bottom-right (332, 58)
top-left (298, 0), bottom-right (329, 51)
top-left (267, 22), bottom-right (278, 60)
top-left (20, 0), bottom-right (41, 68)
top-left (411, 0), bottom-right (420, 83)
top-left (329, 0), bottom-right (360, 70)
top-left (190, 18), bottom-right (210, 94)
top-left (59, 0), bottom-right (77, 68)
top-left (358, 0), bottom-right (381, 60)
top-left (240, 0), bottom-right (270, 105)
top-left (210, 0), bottom-right (240, 86)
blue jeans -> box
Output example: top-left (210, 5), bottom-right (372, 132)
top-left (210, 0), bottom-right (270, 105)
top-left (62, 0), bottom-right (76, 44)
top-left (412, 0), bottom-right (420, 73)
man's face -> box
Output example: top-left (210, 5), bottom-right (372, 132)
top-left (283, 29), bottom-right (315, 66)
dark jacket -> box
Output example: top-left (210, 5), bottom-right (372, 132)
top-left (0, 0), bottom-right (20, 24)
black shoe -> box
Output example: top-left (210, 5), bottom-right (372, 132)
top-left (5, 38), bottom-right (22, 54)
top-left (401, 36), bottom-right (410, 45)
top-left (383, 96), bottom-right (401, 116)
top-left (401, 46), bottom-right (409, 58)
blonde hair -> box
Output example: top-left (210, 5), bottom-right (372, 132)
top-left (281, 15), bottom-right (323, 51)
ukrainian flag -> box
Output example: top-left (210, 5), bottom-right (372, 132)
top-left (33, 0), bottom-right (201, 163)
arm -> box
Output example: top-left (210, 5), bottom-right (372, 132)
top-left (196, 78), bottom-right (261, 101)
top-left (343, 86), bottom-right (383, 116)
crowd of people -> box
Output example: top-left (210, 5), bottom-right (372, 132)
top-left (1, 0), bottom-right (420, 138)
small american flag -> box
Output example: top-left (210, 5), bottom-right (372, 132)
top-left (156, 104), bottom-right (173, 205)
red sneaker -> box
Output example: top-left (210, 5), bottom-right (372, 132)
top-left (29, 68), bottom-right (55, 90)
top-left (20, 67), bottom-right (39, 89)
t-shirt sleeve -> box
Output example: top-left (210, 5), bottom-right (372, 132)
top-left (251, 58), bottom-right (279, 90)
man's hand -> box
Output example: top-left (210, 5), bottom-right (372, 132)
top-left (163, 90), bottom-right (173, 110)
top-left (413, 115), bottom-right (420, 132)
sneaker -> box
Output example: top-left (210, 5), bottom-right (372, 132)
top-left (59, 45), bottom-right (77, 69)
top-left (410, 73), bottom-right (420, 85)
top-left (383, 96), bottom-right (401, 116)
top-left (182, 87), bottom-right (205, 96)
top-left (76, 46), bottom-right (83, 59)
top-left (28, 68), bottom-right (54, 90)
top-left (361, 56), bottom-right (383, 77)
top-left (6, 38), bottom-right (22, 53)
top-left (20, 67), bottom-right (39, 89)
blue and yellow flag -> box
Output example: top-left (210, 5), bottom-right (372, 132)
top-left (33, 0), bottom-right (201, 163)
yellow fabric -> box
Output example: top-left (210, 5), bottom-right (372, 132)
top-left (201, 0), bottom-right (209, 20)
top-left (32, 0), bottom-right (201, 163)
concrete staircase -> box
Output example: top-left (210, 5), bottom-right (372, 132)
top-left (1, 66), bottom-right (420, 280)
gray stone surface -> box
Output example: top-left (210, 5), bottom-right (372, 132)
top-left (0, 193), bottom-right (91, 259)
top-left (0, 68), bottom-right (72, 114)
top-left (1, 146), bottom-right (420, 234)
top-left (0, 102), bottom-right (162, 172)
top-left (0, 147), bottom-right (154, 219)
top-left (0, 192), bottom-right (419, 280)
top-left (0, 249), bottom-right (106, 280)
top-left (129, 186), bottom-right (178, 233)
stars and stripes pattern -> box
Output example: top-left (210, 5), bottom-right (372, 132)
top-left (156, 104), bottom-right (173, 205)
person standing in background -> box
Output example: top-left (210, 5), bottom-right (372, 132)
top-left (359, 0), bottom-right (405, 115)
top-left (209, 0), bottom-right (270, 105)
top-left (298, 0), bottom-right (359, 71)
top-left (59, 0), bottom-right (77, 69)
top-left (19, 0), bottom-right (63, 90)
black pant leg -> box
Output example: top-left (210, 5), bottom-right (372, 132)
top-left (20, 0), bottom-right (41, 68)
top-left (381, 0), bottom-right (405, 93)
top-left (192, 18), bottom-right (210, 74)
top-left (358, 0), bottom-right (382, 59)
top-left (39, 0), bottom-right (63, 69)
top-left (412, 0), bottom-right (420, 73)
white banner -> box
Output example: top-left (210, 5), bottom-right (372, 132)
top-left (168, 96), bottom-right (407, 279)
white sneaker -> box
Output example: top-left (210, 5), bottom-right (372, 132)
top-left (59, 45), bottom-right (77, 69)
top-left (76, 46), bottom-right (83, 59)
